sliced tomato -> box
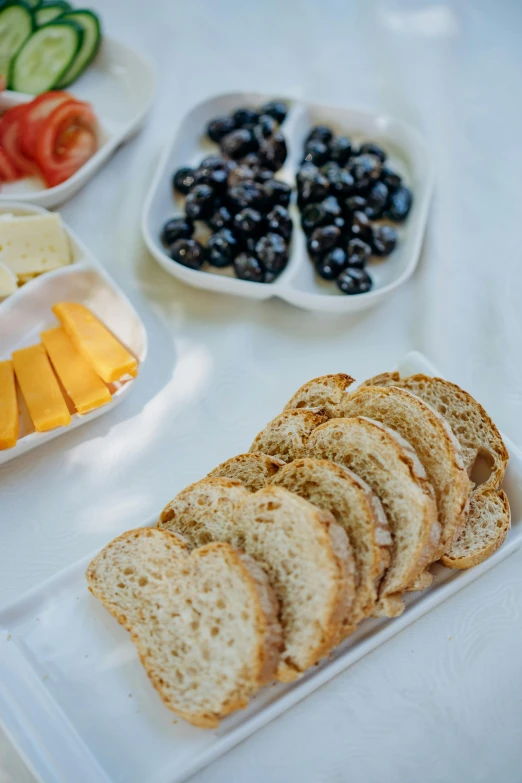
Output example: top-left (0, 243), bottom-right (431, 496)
top-left (0, 105), bottom-right (38, 177)
top-left (35, 100), bottom-right (98, 188)
top-left (0, 146), bottom-right (19, 182)
top-left (20, 91), bottom-right (74, 159)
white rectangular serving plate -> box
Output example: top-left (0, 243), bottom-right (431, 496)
top-left (0, 202), bottom-right (148, 465)
top-left (0, 352), bottom-right (520, 783)
top-left (0, 37), bottom-right (156, 208)
top-left (142, 91), bottom-right (434, 313)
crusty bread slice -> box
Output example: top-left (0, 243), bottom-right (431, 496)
top-left (365, 372), bottom-right (510, 569)
top-left (249, 409), bottom-right (328, 462)
top-left (208, 453), bottom-right (285, 491)
top-left (159, 481), bottom-right (354, 681)
top-left (305, 418), bottom-right (440, 616)
top-left (283, 374), bottom-right (355, 417)
top-left (341, 386), bottom-right (470, 558)
top-left (270, 457), bottom-right (391, 629)
top-left (86, 528), bottom-right (282, 728)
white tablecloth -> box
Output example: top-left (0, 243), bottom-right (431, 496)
top-left (1, 1), bottom-right (522, 781)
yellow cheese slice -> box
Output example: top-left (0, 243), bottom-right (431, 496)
top-left (53, 302), bottom-right (138, 384)
top-left (0, 360), bottom-right (19, 449)
top-left (12, 344), bottom-right (71, 432)
top-left (0, 214), bottom-right (71, 276)
top-left (41, 327), bottom-right (112, 415)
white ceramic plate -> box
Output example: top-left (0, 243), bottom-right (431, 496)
top-left (0, 351), bottom-right (519, 783)
top-left (142, 92), bottom-right (433, 313)
top-left (0, 37), bottom-right (156, 209)
top-left (0, 203), bottom-right (148, 466)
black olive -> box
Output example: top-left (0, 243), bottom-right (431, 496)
top-left (263, 179), bottom-right (292, 209)
top-left (232, 107), bottom-right (260, 129)
top-left (302, 140), bottom-right (329, 166)
top-left (380, 167), bottom-right (402, 191)
top-left (329, 136), bottom-right (353, 166)
top-left (364, 181), bottom-right (388, 219)
top-left (372, 225), bottom-right (398, 256)
top-left (240, 152), bottom-right (261, 169)
top-left (258, 132), bottom-right (287, 171)
top-left (296, 163), bottom-right (329, 205)
top-left (234, 252), bottom-right (264, 282)
top-left (207, 116), bottom-right (236, 143)
top-left (326, 166), bottom-right (355, 199)
top-left (207, 228), bottom-right (239, 267)
top-left (220, 129), bottom-right (258, 160)
top-left (254, 114), bottom-right (278, 141)
top-left (344, 194), bottom-right (368, 216)
top-left (352, 153), bottom-right (382, 190)
top-left (193, 163), bottom-right (228, 191)
top-left (301, 203), bottom-right (326, 234)
top-left (185, 184), bottom-right (215, 220)
top-left (307, 225), bottom-right (341, 261)
top-left (173, 166), bottom-right (196, 195)
top-left (333, 215), bottom-right (347, 233)
top-left (199, 155), bottom-right (228, 171)
top-left (260, 100), bottom-right (288, 124)
top-left (161, 217), bottom-right (194, 246)
top-left (316, 247), bottom-right (347, 280)
top-left (207, 206), bottom-right (233, 232)
top-left (255, 232), bottom-right (289, 274)
top-left (267, 205), bottom-right (293, 241)
top-left (347, 238), bottom-right (371, 268)
top-left (253, 167), bottom-right (275, 184)
top-left (386, 186), bottom-right (412, 222)
top-left (227, 181), bottom-right (264, 212)
top-left (306, 125), bottom-right (333, 144)
top-left (227, 165), bottom-right (257, 188)
top-left (169, 238), bottom-right (205, 270)
top-left (359, 142), bottom-right (386, 162)
top-left (233, 208), bottom-right (265, 240)
top-left (321, 195), bottom-right (342, 222)
top-left (337, 267), bottom-right (373, 295)
top-left (350, 210), bottom-right (373, 242)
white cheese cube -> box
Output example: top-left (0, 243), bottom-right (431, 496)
top-left (0, 213), bottom-right (71, 276)
top-left (0, 262), bottom-right (17, 297)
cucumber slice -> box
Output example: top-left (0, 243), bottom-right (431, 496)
top-left (0, 2), bottom-right (33, 81)
top-left (24, 0), bottom-right (41, 7)
top-left (35, 1), bottom-right (71, 25)
top-left (57, 10), bottom-right (101, 87)
top-left (9, 19), bottom-right (82, 93)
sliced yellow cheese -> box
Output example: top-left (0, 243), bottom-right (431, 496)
top-left (0, 263), bottom-right (17, 298)
top-left (53, 302), bottom-right (138, 384)
top-left (12, 344), bottom-right (71, 432)
top-left (0, 214), bottom-right (71, 276)
top-left (0, 360), bottom-right (19, 449)
top-left (41, 327), bottom-right (112, 415)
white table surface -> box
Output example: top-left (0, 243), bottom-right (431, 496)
top-left (1, 0), bottom-right (522, 781)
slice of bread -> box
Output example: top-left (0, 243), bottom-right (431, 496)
top-left (365, 372), bottom-right (510, 569)
top-left (305, 417), bottom-right (440, 616)
top-left (208, 453), bottom-right (285, 491)
top-left (283, 374), bottom-right (355, 417)
top-left (341, 386), bottom-right (470, 558)
top-left (86, 528), bottom-right (282, 728)
top-left (159, 481), bottom-right (354, 681)
top-left (249, 409), bottom-right (328, 462)
top-left (270, 457), bottom-right (391, 629)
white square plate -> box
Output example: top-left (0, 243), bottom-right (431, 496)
top-left (0, 352), bottom-right (519, 783)
top-left (142, 92), bottom-right (434, 313)
top-left (0, 37), bottom-right (156, 209)
top-left (0, 202), bottom-right (148, 465)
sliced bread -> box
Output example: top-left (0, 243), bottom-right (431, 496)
top-left (159, 481), bottom-right (354, 681)
top-left (305, 417), bottom-right (440, 616)
top-left (249, 409), bottom-right (328, 462)
top-left (364, 372), bottom-right (510, 569)
top-left (270, 457), bottom-right (391, 628)
top-left (208, 453), bottom-right (285, 491)
top-left (283, 374), bottom-right (355, 417)
top-left (341, 386), bottom-right (470, 557)
top-left (86, 528), bottom-right (282, 728)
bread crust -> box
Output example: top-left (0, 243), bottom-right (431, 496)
top-left (249, 409), bottom-right (329, 462)
top-left (208, 453), bottom-right (285, 492)
top-left (283, 373), bottom-right (355, 417)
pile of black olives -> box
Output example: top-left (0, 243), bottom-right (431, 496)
top-left (297, 126), bottom-right (412, 295)
top-left (161, 100), bottom-right (293, 283)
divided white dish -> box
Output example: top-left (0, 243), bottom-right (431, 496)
top-left (0, 37), bottom-right (157, 208)
top-left (0, 351), bottom-right (519, 783)
top-left (0, 202), bottom-right (148, 465)
top-left (142, 92), bottom-right (434, 313)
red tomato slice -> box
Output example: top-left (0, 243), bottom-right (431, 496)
top-left (0, 146), bottom-right (19, 182)
top-left (0, 105), bottom-right (38, 177)
top-left (35, 100), bottom-right (98, 188)
top-left (20, 91), bottom-right (73, 159)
